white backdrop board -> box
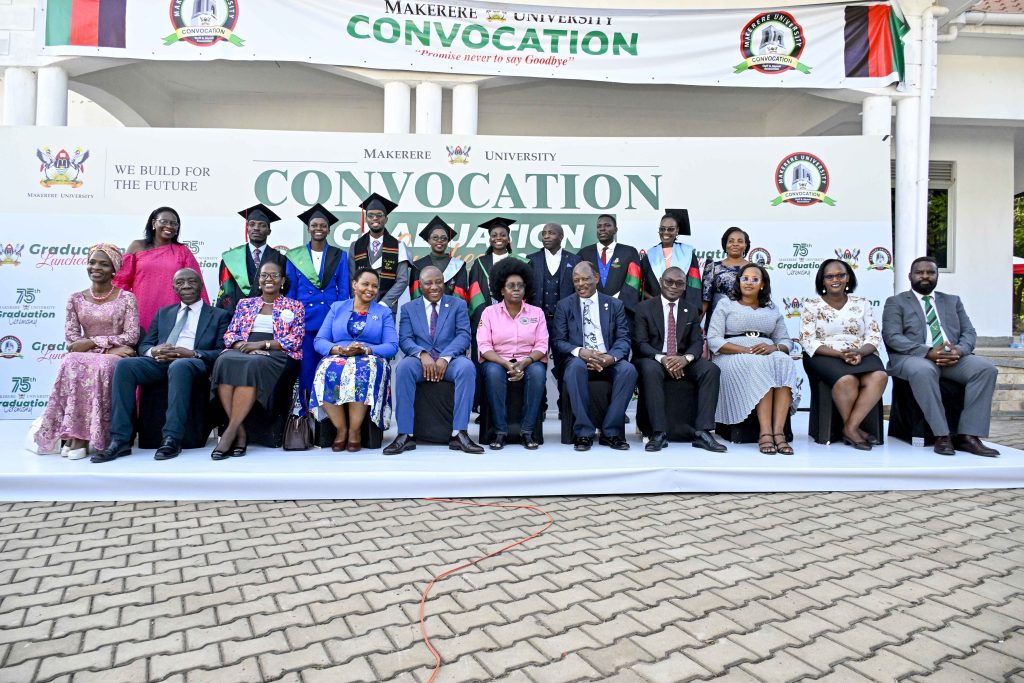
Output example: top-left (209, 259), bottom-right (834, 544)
top-left (0, 128), bottom-right (894, 419)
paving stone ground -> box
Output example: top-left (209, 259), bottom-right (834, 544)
top-left (1, 418), bottom-right (1022, 682)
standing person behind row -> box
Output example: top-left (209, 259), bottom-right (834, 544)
top-left (216, 203), bottom-right (288, 316)
top-left (578, 214), bottom-right (642, 321)
top-left (114, 206), bottom-right (208, 332)
top-left (285, 203), bottom-right (350, 414)
top-left (528, 222), bottom-right (579, 409)
top-left (409, 216), bottom-right (470, 303)
top-left (348, 193), bottom-right (411, 315)
top-left (702, 226), bottom-right (750, 331)
top-left (640, 209), bottom-right (702, 310)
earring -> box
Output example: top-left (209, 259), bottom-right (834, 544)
top-left (845, 285), bottom-right (850, 292)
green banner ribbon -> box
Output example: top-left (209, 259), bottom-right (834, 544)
top-left (163, 26), bottom-right (245, 47)
top-left (734, 54), bottom-right (812, 75)
top-left (770, 190), bottom-right (836, 206)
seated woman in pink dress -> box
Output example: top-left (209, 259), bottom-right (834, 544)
top-left (34, 244), bottom-right (140, 459)
top-left (114, 206), bottom-right (209, 331)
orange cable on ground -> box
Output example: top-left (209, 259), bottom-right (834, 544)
top-left (418, 498), bottom-right (554, 683)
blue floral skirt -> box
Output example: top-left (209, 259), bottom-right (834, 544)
top-left (309, 355), bottom-right (392, 430)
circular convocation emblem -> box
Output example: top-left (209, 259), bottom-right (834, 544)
top-left (166, 0), bottom-right (242, 47)
top-left (736, 12), bottom-right (809, 75)
top-left (772, 153), bottom-right (834, 207)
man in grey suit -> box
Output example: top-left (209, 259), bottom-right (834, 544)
top-left (882, 256), bottom-right (999, 457)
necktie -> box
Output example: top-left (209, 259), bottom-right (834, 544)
top-left (252, 247), bottom-right (262, 275)
top-left (429, 303), bottom-right (440, 360)
top-left (667, 302), bottom-right (677, 356)
top-left (166, 305), bottom-right (189, 346)
top-left (370, 239), bottom-right (381, 263)
top-left (601, 246), bottom-right (608, 266)
top-left (583, 300), bottom-right (599, 350)
top-left (922, 295), bottom-right (945, 348)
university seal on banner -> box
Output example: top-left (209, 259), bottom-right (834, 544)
top-left (771, 153), bottom-right (835, 207)
top-left (734, 12), bottom-right (811, 75)
top-left (1, 244), bottom-right (25, 267)
top-left (867, 247), bottom-right (894, 270)
top-left (834, 248), bottom-right (861, 269)
top-left (748, 247), bottom-right (772, 269)
top-left (164, 0), bottom-right (244, 47)
top-left (0, 336), bottom-right (23, 360)
top-left (36, 147), bottom-right (88, 188)
top-left (446, 145), bottom-right (471, 165)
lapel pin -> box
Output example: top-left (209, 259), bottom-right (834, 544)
top-left (371, 315), bottom-right (379, 321)
top-left (444, 303), bottom-right (449, 308)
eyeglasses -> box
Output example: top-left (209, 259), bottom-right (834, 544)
top-left (740, 276), bottom-right (762, 284)
top-left (823, 272), bottom-right (849, 281)
top-left (504, 282), bottom-right (525, 290)
top-left (365, 211), bottom-right (386, 219)
top-left (661, 278), bottom-right (685, 288)
top-left (155, 218), bottom-right (179, 228)
top-left (258, 272), bottom-right (282, 280)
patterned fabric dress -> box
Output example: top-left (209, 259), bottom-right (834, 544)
top-left (309, 311), bottom-right (393, 430)
top-left (707, 298), bottom-right (800, 424)
top-left (800, 295), bottom-right (885, 384)
top-left (34, 291), bottom-right (140, 452)
top-left (701, 260), bottom-right (743, 329)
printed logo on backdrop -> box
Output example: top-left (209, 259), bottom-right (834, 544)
top-left (36, 147), bottom-right (89, 188)
top-left (486, 11), bottom-right (508, 22)
top-left (0, 289), bottom-right (56, 327)
top-left (1, 244), bottom-right (24, 266)
top-left (0, 376), bottom-right (48, 416)
top-left (734, 12), bottom-right (811, 76)
top-left (164, 0), bottom-right (244, 47)
top-left (446, 145), bottom-right (471, 165)
top-left (31, 244), bottom-right (91, 271)
top-left (33, 341), bottom-right (66, 364)
top-left (867, 247), bottom-right (893, 270)
top-left (782, 297), bottom-right (804, 318)
top-left (0, 336), bottom-right (23, 359)
top-left (771, 153), bottom-right (835, 207)
top-left (775, 242), bottom-right (822, 276)
top-left (835, 248), bottom-right (861, 269)
top-left (748, 247), bottom-right (772, 269)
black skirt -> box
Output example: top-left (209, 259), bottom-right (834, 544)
top-left (803, 351), bottom-right (885, 386)
top-left (212, 333), bottom-right (294, 410)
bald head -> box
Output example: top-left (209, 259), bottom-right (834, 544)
top-left (659, 266), bottom-right (686, 303)
top-left (418, 265), bottom-right (445, 303)
top-left (172, 268), bottom-right (203, 305)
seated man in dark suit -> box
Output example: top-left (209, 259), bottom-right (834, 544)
top-left (882, 256), bottom-right (999, 457)
top-left (384, 266), bottom-right (484, 455)
top-left (634, 267), bottom-right (727, 453)
top-left (553, 261), bottom-right (638, 451)
top-left (93, 268), bottom-right (231, 462)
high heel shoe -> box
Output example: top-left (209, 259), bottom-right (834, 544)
top-left (346, 430), bottom-right (362, 453)
top-left (842, 435), bottom-right (872, 451)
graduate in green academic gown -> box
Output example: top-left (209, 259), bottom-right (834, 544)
top-left (409, 215), bottom-right (470, 303)
top-left (639, 208), bottom-right (702, 310)
top-left (215, 203), bottom-right (288, 315)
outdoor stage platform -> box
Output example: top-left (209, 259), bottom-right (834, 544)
top-left (2, 413), bottom-right (1022, 501)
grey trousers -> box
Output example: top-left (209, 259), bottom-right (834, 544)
top-left (894, 354), bottom-right (998, 437)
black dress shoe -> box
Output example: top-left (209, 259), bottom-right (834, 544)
top-left (383, 434), bottom-right (416, 456)
top-left (154, 437), bottom-right (182, 461)
top-left (489, 434), bottom-right (506, 451)
top-left (692, 430), bottom-right (727, 453)
top-left (933, 435), bottom-right (955, 456)
top-left (954, 435), bottom-right (1000, 457)
top-left (599, 435), bottom-right (630, 451)
top-left (573, 436), bottom-right (593, 451)
top-left (450, 430), bottom-right (484, 454)
top-left (646, 432), bottom-right (668, 452)
top-left (521, 433), bottom-right (540, 450)
top-left (91, 440), bottom-right (132, 463)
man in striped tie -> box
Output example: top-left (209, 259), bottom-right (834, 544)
top-left (882, 256), bottom-right (999, 457)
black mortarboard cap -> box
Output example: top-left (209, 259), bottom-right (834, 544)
top-left (477, 217), bottom-right (516, 232)
top-left (359, 192), bottom-right (398, 216)
top-left (237, 203), bottom-right (281, 224)
top-left (297, 203), bottom-right (339, 227)
top-left (665, 208), bottom-right (691, 236)
top-left (419, 216), bottom-right (455, 243)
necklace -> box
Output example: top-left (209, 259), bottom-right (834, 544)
top-left (90, 285), bottom-right (114, 302)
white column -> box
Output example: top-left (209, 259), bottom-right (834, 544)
top-left (915, 7), bottom-right (947, 267)
top-left (861, 95), bottom-right (892, 137)
top-left (383, 81), bottom-right (410, 134)
top-left (894, 96), bottom-right (919, 291)
top-left (36, 66), bottom-right (69, 126)
top-left (3, 67), bottom-right (37, 126)
top-left (451, 83), bottom-right (478, 135)
top-left (415, 81), bottom-right (442, 134)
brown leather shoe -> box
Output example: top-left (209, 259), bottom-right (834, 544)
top-left (933, 435), bottom-right (955, 456)
top-left (954, 434), bottom-right (999, 457)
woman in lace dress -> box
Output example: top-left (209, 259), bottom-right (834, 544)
top-left (34, 244), bottom-right (140, 458)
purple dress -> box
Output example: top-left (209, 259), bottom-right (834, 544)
top-left (34, 291), bottom-right (140, 452)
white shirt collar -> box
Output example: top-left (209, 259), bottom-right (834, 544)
top-left (599, 241), bottom-right (617, 255)
top-left (423, 296), bottom-right (441, 314)
top-left (581, 291), bottom-right (600, 306)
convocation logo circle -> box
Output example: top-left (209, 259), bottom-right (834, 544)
top-left (735, 12), bottom-right (811, 76)
top-left (165, 0), bottom-right (244, 48)
top-left (771, 152), bottom-right (835, 207)
top-left (748, 247), bottom-right (772, 268)
top-left (868, 247), bottom-right (894, 270)
top-left (0, 335), bottom-right (23, 360)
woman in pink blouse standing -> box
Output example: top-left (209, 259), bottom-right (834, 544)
top-left (34, 244), bottom-right (140, 458)
top-left (800, 259), bottom-right (888, 451)
top-left (477, 258), bottom-right (548, 451)
top-left (114, 206), bottom-right (209, 331)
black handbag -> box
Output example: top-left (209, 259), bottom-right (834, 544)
top-left (282, 385), bottom-right (313, 451)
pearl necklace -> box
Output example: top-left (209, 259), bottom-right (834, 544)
top-left (90, 285), bottom-right (115, 302)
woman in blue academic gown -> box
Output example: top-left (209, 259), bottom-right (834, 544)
top-left (285, 203), bottom-right (349, 412)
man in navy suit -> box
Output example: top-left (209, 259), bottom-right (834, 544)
top-left (93, 269), bottom-right (231, 462)
top-left (384, 266), bottom-right (484, 455)
top-left (553, 261), bottom-right (638, 451)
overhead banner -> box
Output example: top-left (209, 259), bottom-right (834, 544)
top-left (39, 0), bottom-right (906, 89)
top-left (0, 127), bottom-right (893, 419)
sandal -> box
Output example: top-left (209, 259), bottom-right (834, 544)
top-left (774, 433), bottom-right (794, 455)
top-left (758, 433), bottom-right (777, 454)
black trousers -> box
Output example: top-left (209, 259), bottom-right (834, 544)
top-left (635, 357), bottom-right (719, 433)
top-left (110, 356), bottom-right (207, 442)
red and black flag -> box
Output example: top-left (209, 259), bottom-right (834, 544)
top-left (844, 4), bottom-right (909, 81)
top-left (45, 0), bottom-right (127, 48)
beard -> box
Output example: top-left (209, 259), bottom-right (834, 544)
top-left (911, 279), bottom-right (937, 295)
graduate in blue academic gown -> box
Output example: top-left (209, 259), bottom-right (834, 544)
top-left (639, 208), bottom-right (703, 311)
top-left (285, 203), bottom-right (350, 413)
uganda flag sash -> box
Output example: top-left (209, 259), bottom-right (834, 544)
top-left (45, 0), bottom-right (127, 48)
top-left (844, 4), bottom-right (908, 81)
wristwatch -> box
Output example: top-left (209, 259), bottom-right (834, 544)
top-left (264, 340), bottom-right (270, 350)
top-left (684, 354), bottom-right (695, 363)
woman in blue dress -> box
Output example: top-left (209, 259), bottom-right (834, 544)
top-left (310, 268), bottom-right (397, 452)
top-left (284, 203), bottom-right (349, 414)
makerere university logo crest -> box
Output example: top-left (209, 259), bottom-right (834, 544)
top-left (164, 0), bottom-right (244, 47)
top-left (446, 145), bottom-right (471, 165)
top-left (36, 147), bottom-right (88, 188)
top-left (735, 12), bottom-right (811, 76)
top-left (771, 152), bottom-right (835, 207)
